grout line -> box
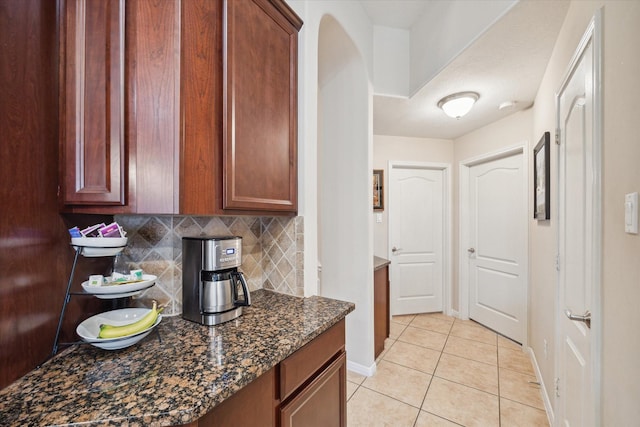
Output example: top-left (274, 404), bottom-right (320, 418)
top-left (431, 373), bottom-right (500, 397)
top-left (499, 395), bottom-right (548, 413)
top-left (356, 383), bottom-right (426, 411)
top-left (378, 356), bottom-right (436, 377)
top-left (346, 381), bottom-right (360, 403)
top-left (417, 328), bottom-right (450, 411)
top-left (499, 365), bottom-right (538, 377)
top-left (421, 410), bottom-right (466, 427)
top-left (498, 341), bottom-right (502, 427)
top-left (358, 315), bottom-right (544, 426)
top-left (447, 333), bottom-right (498, 347)
top-left (439, 349), bottom-right (498, 368)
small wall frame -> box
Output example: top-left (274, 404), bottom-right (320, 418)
top-left (373, 169), bottom-right (384, 211)
top-left (534, 131), bottom-right (551, 220)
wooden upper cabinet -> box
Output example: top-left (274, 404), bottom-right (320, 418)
top-left (180, 0), bottom-right (302, 215)
top-left (59, 0), bottom-right (302, 215)
top-left (59, 0), bottom-right (126, 206)
top-left (180, 0), bottom-right (224, 215)
top-left (222, 0), bottom-right (302, 214)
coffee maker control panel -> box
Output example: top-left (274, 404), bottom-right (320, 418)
top-left (219, 247), bottom-right (237, 263)
top-left (202, 236), bottom-right (242, 270)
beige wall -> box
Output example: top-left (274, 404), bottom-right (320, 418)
top-left (374, 2), bottom-right (640, 422)
top-left (452, 2), bottom-right (640, 421)
top-left (529, 1), bottom-right (640, 425)
top-left (528, 0), bottom-right (583, 412)
top-left (372, 135), bottom-right (454, 257)
top-left (460, 0), bottom-right (640, 422)
top-left (528, 0), bottom-right (640, 423)
top-left (600, 1), bottom-right (640, 422)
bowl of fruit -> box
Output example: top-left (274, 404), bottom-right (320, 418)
top-left (76, 302), bottom-right (163, 350)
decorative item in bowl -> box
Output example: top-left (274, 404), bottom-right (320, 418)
top-left (71, 237), bottom-right (128, 257)
top-left (76, 306), bottom-right (162, 350)
top-left (81, 274), bottom-right (157, 299)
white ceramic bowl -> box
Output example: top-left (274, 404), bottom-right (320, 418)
top-left (81, 274), bottom-right (157, 297)
top-left (76, 308), bottom-right (162, 350)
top-left (71, 237), bottom-right (128, 257)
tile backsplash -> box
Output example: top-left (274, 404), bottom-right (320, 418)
top-left (115, 215), bottom-right (304, 315)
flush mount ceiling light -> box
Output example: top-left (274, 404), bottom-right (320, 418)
top-left (437, 92), bottom-right (480, 119)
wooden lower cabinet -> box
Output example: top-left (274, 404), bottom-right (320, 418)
top-left (374, 264), bottom-right (390, 359)
top-left (280, 352), bottom-right (346, 427)
top-left (193, 367), bottom-right (277, 427)
top-left (182, 320), bottom-right (346, 427)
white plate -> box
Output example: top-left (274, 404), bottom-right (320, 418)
top-left (76, 308), bottom-right (162, 350)
top-left (71, 237), bottom-right (127, 257)
top-left (81, 274), bottom-right (156, 295)
top-left (92, 290), bottom-right (143, 300)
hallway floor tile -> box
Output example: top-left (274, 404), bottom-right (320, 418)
top-left (347, 313), bottom-right (549, 426)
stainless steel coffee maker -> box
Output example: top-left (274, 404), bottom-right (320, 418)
top-left (182, 236), bottom-right (251, 325)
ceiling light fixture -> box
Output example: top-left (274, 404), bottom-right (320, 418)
top-left (437, 92), bottom-right (480, 119)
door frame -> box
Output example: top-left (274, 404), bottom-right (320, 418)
top-left (458, 144), bottom-right (529, 345)
top-left (554, 10), bottom-right (603, 425)
top-left (387, 160), bottom-right (453, 315)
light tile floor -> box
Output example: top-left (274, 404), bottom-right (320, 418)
top-left (347, 313), bottom-right (549, 426)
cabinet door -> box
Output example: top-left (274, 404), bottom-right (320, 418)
top-left (280, 352), bottom-right (347, 427)
top-left (223, 0), bottom-right (301, 213)
top-left (60, 0), bottom-right (126, 205)
top-left (374, 265), bottom-right (390, 359)
top-left (194, 368), bottom-right (277, 427)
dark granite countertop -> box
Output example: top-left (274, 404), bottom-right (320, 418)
top-left (0, 290), bottom-right (354, 426)
top-left (374, 256), bottom-right (390, 271)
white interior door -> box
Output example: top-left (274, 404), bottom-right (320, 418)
top-left (389, 164), bottom-right (446, 315)
top-left (468, 152), bottom-right (526, 343)
top-left (556, 13), bottom-right (600, 426)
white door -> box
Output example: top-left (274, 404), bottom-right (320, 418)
top-left (389, 164), bottom-right (446, 315)
top-left (556, 13), bottom-right (600, 426)
top-left (468, 152), bottom-right (526, 343)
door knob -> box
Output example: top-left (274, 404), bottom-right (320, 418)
top-left (467, 248), bottom-right (476, 254)
top-left (565, 309), bottom-right (591, 329)
top-left (392, 246), bottom-right (402, 253)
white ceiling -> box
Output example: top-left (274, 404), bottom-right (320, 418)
top-left (361, 0), bottom-right (432, 29)
top-left (363, 0), bottom-right (570, 140)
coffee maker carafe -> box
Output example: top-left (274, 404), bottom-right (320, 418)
top-left (182, 236), bottom-right (251, 325)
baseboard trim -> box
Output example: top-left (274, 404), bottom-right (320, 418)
top-left (347, 359), bottom-right (376, 377)
top-left (526, 346), bottom-right (555, 426)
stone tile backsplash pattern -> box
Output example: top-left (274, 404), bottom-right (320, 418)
top-left (115, 215), bottom-right (304, 315)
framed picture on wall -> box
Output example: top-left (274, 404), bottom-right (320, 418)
top-left (373, 169), bottom-right (384, 211)
top-left (534, 131), bottom-right (551, 220)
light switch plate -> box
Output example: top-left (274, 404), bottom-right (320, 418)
top-left (625, 192), bottom-right (638, 234)
top-left (376, 213), bottom-right (383, 223)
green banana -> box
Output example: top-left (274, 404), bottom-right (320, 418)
top-left (98, 301), bottom-right (163, 339)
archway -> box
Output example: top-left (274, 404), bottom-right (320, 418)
top-left (317, 15), bottom-right (374, 372)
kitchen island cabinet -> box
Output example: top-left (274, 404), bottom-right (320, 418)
top-left (60, 0), bottom-right (302, 216)
top-left (279, 318), bottom-right (346, 427)
top-left (0, 290), bottom-right (353, 426)
top-left (188, 320), bottom-right (346, 427)
top-left (188, 367), bottom-right (278, 427)
top-left (279, 352), bottom-right (346, 427)
top-left (374, 256), bottom-right (391, 359)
